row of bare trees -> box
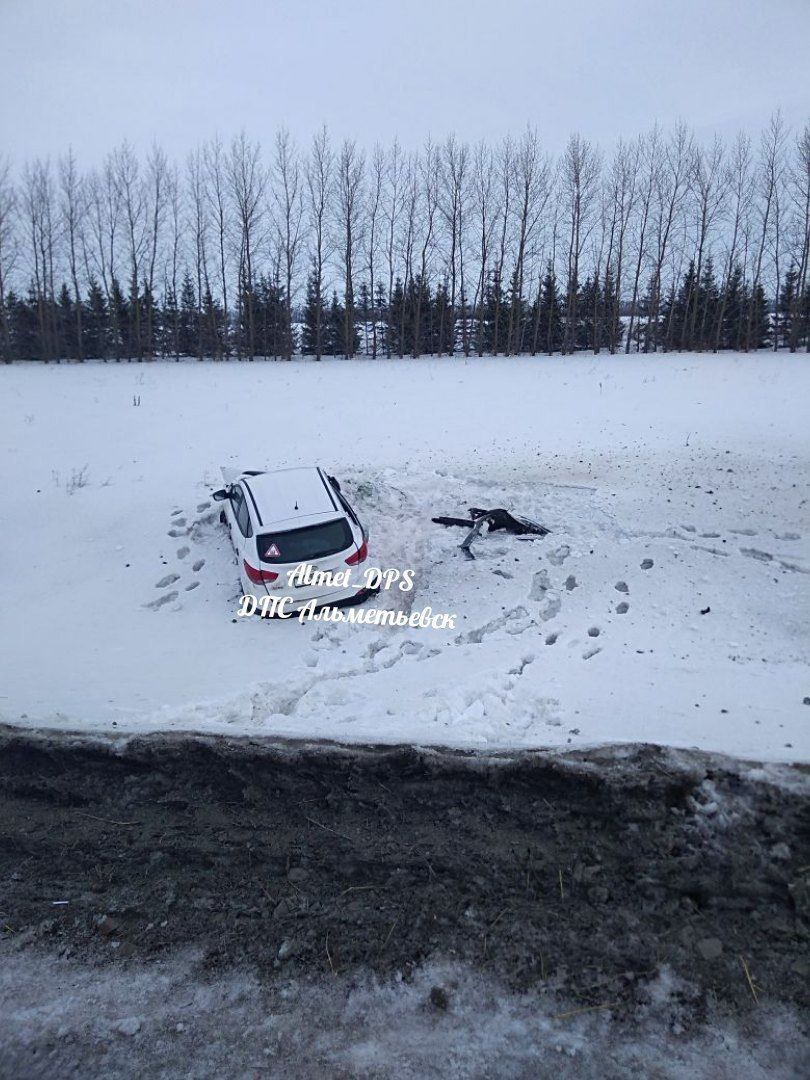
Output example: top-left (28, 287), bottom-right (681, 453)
top-left (1, 114), bottom-right (808, 361)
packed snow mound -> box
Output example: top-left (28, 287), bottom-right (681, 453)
top-left (0, 354), bottom-right (808, 761)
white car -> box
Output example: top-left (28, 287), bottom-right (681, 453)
top-left (213, 466), bottom-right (372, 612)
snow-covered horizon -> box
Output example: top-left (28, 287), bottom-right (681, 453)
top-left (1, 352), bottom-right (808, 763)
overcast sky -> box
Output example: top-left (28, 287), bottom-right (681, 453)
top-left (1, 0), bottom-right (807, 164)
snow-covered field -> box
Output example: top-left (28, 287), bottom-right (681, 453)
top-left (1, 354), bottom-right (808, 762)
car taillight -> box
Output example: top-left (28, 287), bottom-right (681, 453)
top-left (345, 539), bottom-right (368, 566)
top-left (243, 560), bottom-right (279, 584)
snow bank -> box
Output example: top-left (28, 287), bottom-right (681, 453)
top-left (1, 353), bottom-right (807, 761)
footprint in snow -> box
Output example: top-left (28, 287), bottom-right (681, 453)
top-left (168, 528), bottom-right (187, 538)
top-left (730, 527), bottom-right (757, 536)
top-left (196, 501), bottom-right (211, 512)
top-left (508, 654), bottom-right (535, 675)
top-left (565, 575), bottom-right (577, 591)
top-left (548, 544), bottom-right (571, 566)
top-left (616, 601), bottom-right (629, 614)
top-left (145, 591), bottom-right (178, 610)
top-left (774, 532), bottom-right (800, 541)
top-left (615, 581), bottom-right (629, 593)
top-left (538, 593), bottom-right (561, 622)
top-left (530, 569), bottom-right (551, 599)
top-left (545, 632), bottom-right (558, 645)
top-left (641, 558), bottom-right (654, 570)
top-left (192, 559), bottom-right (205, 572)
top-left (171, 509), bottom-right (183, 517)
top-left (177, 546), bottom-right (190, 560)
top-left (156, 573), bottom-right (180, 588)
top-left (740, 547), bottom-right (773, 562)
top-left (171, 516), bottom-right (187, 527)
top-left (185, 581), bottom-right (200, 592)
top-left (587, 626), bottom-right (600, 637)
top-left (582, 645), bottom-right (601, 660)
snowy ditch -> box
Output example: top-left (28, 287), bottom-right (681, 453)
top-left (1, 353), bottom-right (807, 761)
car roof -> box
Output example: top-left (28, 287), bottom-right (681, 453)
top-left (240, 467), bottom-right (343, 530)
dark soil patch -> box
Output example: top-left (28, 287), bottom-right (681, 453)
top-left (0, 725), bottom-right (808, 1021)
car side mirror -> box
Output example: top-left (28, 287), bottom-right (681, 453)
top-left (212, 488), bottom-right (230, 501)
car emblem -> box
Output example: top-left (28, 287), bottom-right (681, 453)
top-left (265, 543), bottom-right (281, 558)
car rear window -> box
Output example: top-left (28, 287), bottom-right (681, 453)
top-left (258, 518), bottom-right (353, 564)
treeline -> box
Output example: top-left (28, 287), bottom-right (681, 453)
top-left (0, 116), bottom-right (808, 363)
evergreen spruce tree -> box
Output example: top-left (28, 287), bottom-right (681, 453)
top-left (109, 276), bottom-right (129, 361)
top-left (576, 276), bottom-right (596, 351)
top-left (748, 282), bottom-right (770, 350)
top-left (482, 269), bottom-right (506, 354)
top-left (178, 272), bottom-right (197, 358)
top-left (325, 291), bottom-right (344, 356)
top-left (388, 278), bottom-right (406, 357)
top-left (9, 289), bottom-right (39, 361)
top-left (695, 257), bottom-right (719, 351)
top-left (373, 281), bottom-right (387, 358)
top-left (719, 263), bottom-right (745, 350)
top-left (777, 265), bottom-right (798, 351)
top-left (85, 278), bottom-right (108, 360)
top-left (357, 282), bottom-right (371, 356)
top-left (56, 283), bottom-right (76, 360)
top-left (432, 280), bottom-right (452, 355)
top-left (161, 284), bottom-right (179, 359)
top-left (531, 264), bottom-right (563, 354)
top-left (600, 268), bottom-right (622, 353)
top-left (301, 270), bottom-right (327, 358)
top-left (668, 261), bottom-right (695, 350)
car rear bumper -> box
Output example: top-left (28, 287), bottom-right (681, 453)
top-left (253, 586), bottom-right (377, 618)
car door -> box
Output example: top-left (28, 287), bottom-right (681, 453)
top-left (229, 484), bottom-right (254, 576)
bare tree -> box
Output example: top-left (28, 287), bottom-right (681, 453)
top-left (683, 136), bottom-right (726, 349)
top-left (204, 136), bottom-right (231, 355)
top-left (0, 157), bottom-right (18, 361)
top-left (364, 144), bottom-right (384, 358)
top-left (335, 139), bottom-right (365, 358)
top-left (747, 112), bottom-right (787, 351)
top-left (788, 122), bottom-right (810, 352)
top-left (382, 140), bottom-right (405, 358)
top-left (561, 134), bottom-right (601, 354)
top-left (165, 163), bottom-right (182, 359)
top-left (305, 126), bottom-right (334, 360)
top-left (188, 146), bottom-right (212, 359)
top-left (439, 135), bottom-right (470, 354)
top-left (228, 132), bottom-right (266, 359)
top-left (713, 133), bottom-right (752, 352)
top-left (625, 128), bottom-right (659, 353)
top-left (22, 159), bottom-right (58, 360)
top-left (602, 138), bottom-right (639, 353)
top-left (506, 127), bottom-right (550, 355)
top-left (471, 141), bottom-right (497, 355)
top-left (491, 136), bottom-right (515, 354)
top-left (645, 124), bottom-right (691, 352)
top-left (143, 144), bottom-right (168, 358)
top-left (58, 149), bottom-right (86, 360)
top-left (411, 140), bottom-right (440, 358)
top-left (112, 143), bottom-right (146, 359)
top-left (271, 128), bottom-right (305, 359)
